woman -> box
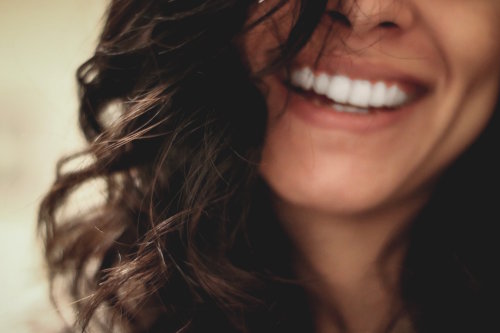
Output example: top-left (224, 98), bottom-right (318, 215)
top-left (39, 0), bottom-right (500, 332)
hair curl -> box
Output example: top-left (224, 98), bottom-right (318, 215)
top-left (39, 1), bottom-right (326, 332)
top-left (39, 0), bottom-right (500, 332)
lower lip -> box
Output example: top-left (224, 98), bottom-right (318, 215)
top-left (285, 87), bottom-right (420, 133)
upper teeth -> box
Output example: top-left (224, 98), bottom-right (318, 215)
top-left (290, 67), bottom-right (410, 109)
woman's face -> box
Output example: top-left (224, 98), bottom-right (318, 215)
top-left (244, 0), bottom-right (500, 215)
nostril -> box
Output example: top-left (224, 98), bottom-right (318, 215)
top-left (327, 10), bottom-right (352, 27)
top-left (379, 21), bottom-right (398, 29)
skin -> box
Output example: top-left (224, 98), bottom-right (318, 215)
top-left (243, 0), bottom-right (500, 332)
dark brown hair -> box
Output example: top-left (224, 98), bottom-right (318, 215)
top-left (39, 0), bottom-right (500, 332)
top-left (39, 1), bottom-right (326, 332)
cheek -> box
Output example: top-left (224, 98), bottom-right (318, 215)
top-left (434, 3), bottom-right (500, 84)
top-left (440, 11), bottom-right (500, 149)
top-left (422, 4), bottom-right (500, 165)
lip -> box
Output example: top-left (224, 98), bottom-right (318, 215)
top-left (284, 88), bottom-right (422, 133)
top-left (274, 79), bottom-right (429, 133)
top-left (272, 58), bottom-right (433, 133)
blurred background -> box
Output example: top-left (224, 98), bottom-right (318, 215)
top-left (0, 1), bottom-right (106, 331)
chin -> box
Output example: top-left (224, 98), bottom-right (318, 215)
top-left (260, 164), bottom-right (407, 217)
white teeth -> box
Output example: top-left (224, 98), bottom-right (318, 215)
top-left (385, 85), bottom-right (399, 107)
top-left (302, 67), bottom-right (315, 90)
top-left (370, 82), bottom-right (387, 108)
top-left (393, 87), bottom-right (408, 106)
top-left (334, 103), bottom-right (370, 114)
top-left (290, 67), bottom-right (411, 109)
top-left (291, 67), bottom-right (314, 90)
top-left (290, 69), bottom-right (304, 87)
top-left (313, 73), bottom-right (330, 95)
top-left (328, 75), bottom-right (351, 104)
top-left (348, 80), bottom-right (371, 108)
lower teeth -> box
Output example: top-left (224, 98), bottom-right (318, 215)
top-left (332, 103), bottom-right (370, 114)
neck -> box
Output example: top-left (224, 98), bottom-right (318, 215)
top-left (274, 195), bottom-right (427, 333)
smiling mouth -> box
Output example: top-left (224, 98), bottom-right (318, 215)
top-left (287, 67), bottom-right (428, 114)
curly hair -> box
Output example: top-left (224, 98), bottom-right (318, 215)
top-left (39, 0), bottom-right (500, 332)
top-left (39, 1), bottom-right (327, 332)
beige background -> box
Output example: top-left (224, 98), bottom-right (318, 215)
top-left (0, 1), bottom-right (106, 331)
